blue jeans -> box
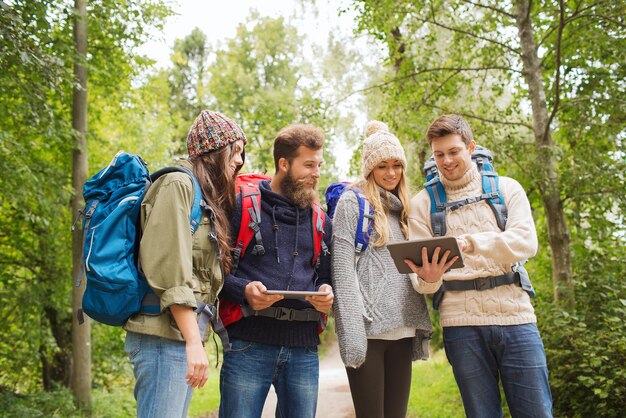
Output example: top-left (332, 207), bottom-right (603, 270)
top-left (124, 331), bottom-right (193, 418)
top-left (219, 338), bottom-right (319, 418)
top-left (443, 324), bottom-right (553, 418)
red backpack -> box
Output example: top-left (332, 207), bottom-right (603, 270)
top-left (219, 173), bottom-right (328, 331)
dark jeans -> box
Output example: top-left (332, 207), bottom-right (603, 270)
top-left (444, 324), bottom-right (553, 418)
top-left (345, 338), bottom-right (413, 418)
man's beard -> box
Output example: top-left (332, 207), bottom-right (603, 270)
top-left (281, 169), bottom-right (318, 209)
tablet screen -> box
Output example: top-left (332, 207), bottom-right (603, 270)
top-left (387, 236), bottom-right (464, 274)
top-left (263, 290), bottom-right (331, 299)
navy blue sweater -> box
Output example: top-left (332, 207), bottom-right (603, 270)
top-left (221, 180), bottom-right (332, 347)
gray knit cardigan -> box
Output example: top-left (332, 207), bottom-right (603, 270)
top-left (331, 188), bottom-right (432, 368)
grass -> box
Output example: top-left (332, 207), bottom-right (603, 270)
top-left (407, 349), bottom-right (465, 418)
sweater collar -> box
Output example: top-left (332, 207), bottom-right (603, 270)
top-left (378, 186), bottom-right (403, 213)
top-left (440, 162), bottom-right (481, 192)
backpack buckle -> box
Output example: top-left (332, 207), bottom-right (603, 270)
top-left (473, 277), bottom-right (493, 291)
top-left (274, 307), bottom-right (295, 321)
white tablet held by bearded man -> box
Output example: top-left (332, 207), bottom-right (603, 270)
top-left (387, 236), bottom-right (464, 274)
top-left (263, 290), bottom-right (331, 299)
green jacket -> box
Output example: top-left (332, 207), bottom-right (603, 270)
top-left (124, 159), bottom-right (223, 341)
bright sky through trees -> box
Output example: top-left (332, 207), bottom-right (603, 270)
top-left (139, 0), bottom-right (367, 177)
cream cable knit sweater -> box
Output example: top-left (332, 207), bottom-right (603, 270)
top-left (408, 163), bottom-right (538, 327)
top-left (332, 189), bottom-right (432, 368)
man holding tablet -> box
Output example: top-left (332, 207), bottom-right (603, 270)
top-left (406, 114), bottom-right (553, 418)
top-left (218, 124), bottom-right (333, 418)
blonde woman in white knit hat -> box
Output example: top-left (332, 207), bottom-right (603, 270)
top-left (331, 121), bottom-right (435, 418)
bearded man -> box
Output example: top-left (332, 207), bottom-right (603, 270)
top-left (218, 124), bottom-right (334, 418)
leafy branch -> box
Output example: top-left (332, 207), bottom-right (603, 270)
top-left (459, 0), bottom-right (516, 19)
top-left (333, 65), bottom-right (521, 106)
top-left (421, 4), bottom-right (521, 55)
top-left (421, 102), bottom-right (533, 129)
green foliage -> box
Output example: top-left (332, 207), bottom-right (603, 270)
top-left (206, 13), bottom-right (332, 173)
top-left (0, 384), bottom-right (138, 417)
top-left (539, 238), bottom-right (626, 417)
top-left (349, 0), bottom-right (625, 413)
top-left (1, 1), bottom-right (75, 390)
top-left (0, 0), bottom-right (174, 393)
top-left (90, 324), bottom-right (133, 389)
top-left (166, 27), bottom-right (211, 148)
top-left (0, 386), bottom-right (78, 418)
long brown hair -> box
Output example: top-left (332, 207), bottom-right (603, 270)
top-left (190, 142), bottom-right (241, 275)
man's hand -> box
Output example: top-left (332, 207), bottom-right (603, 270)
top-left (244, 281), bottom-right (283, 310)
top-left (306, 284), bottom-right (334, 313)
top-left (404, 245), bottom-right (458, 283)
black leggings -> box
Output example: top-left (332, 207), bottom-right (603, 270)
top-left (345, 337), bottom-right (413, 418)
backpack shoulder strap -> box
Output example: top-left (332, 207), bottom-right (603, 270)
top-left (149, 166), bottom-right (204, 234)
top-left (232, 182), bottom-right (264, 271)
top-left (474, 155), bottom-right (507, 231)
top-left (352, 189), bottom-right (374, 253)
top-left (311, 202), bottom-right (329, 267)
top-left (424, 176), bottom-right (448, 237)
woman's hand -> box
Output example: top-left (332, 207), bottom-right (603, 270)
top-left (184, 339), bottom-right (209, 388)
top-left (169, 304), bottom-right (209, 388)
top-left (404, 245), bottom-right (458, 283)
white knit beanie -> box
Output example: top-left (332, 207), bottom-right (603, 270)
top-left (362, 120), bottom-right (407, 178)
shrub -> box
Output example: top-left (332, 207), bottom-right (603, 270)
top-left (539, 253), bottom-right (626, 417)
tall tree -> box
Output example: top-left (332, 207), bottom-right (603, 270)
top-left (0, 0), bottom-right (75, 392)
top-left (206, 13), bottom-right (331, 172)
top-left (0, 0), bottom-right (172, 395)
top-left (167, 27), bottom-right (211, 147)
top-left (70, 0), bottom-right (91, 408)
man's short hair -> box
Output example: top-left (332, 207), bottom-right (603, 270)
top-left (426, 114), bottom-right (474, 146)
top-left (273, 124), bottom-right (324, 168)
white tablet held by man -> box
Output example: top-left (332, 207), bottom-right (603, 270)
top-left (263, 290), bottom-right (331, 299)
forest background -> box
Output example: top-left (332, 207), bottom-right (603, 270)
top-left (0, 0), bottom-right (624, 417)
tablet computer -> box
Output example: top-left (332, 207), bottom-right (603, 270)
top-left (387, 236), bottom-right (464, 274)
top-left (263, 290), bottom-right (331, 299)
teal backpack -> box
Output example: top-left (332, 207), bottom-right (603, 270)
top-left (75, 151), bottom-right (204, 326)
top-left (423, 146), bottom-right (535, 309)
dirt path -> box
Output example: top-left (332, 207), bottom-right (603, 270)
top-left (261, 341), bottom-right (355, 418)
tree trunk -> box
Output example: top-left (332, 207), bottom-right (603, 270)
top-left (515, 0), bottom-right (574, 309)
top-left (71, 0), bottom-right (91, 409)
top-left (390, 27), bottom-right (405, 71)
top-left (41, 305), bottom-right (72, 389)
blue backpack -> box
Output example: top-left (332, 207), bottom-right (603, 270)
top-left (75, 151), bottom-right (204, 326)
top-left (424, 146), bottom-right (507, 237)
top-left (423, 146), bottom-right (535, 309)
top-left (325, 182), bottom-right (374, 253)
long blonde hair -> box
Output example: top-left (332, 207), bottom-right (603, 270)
top-left (353, 171), bottom-right (410, 248)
